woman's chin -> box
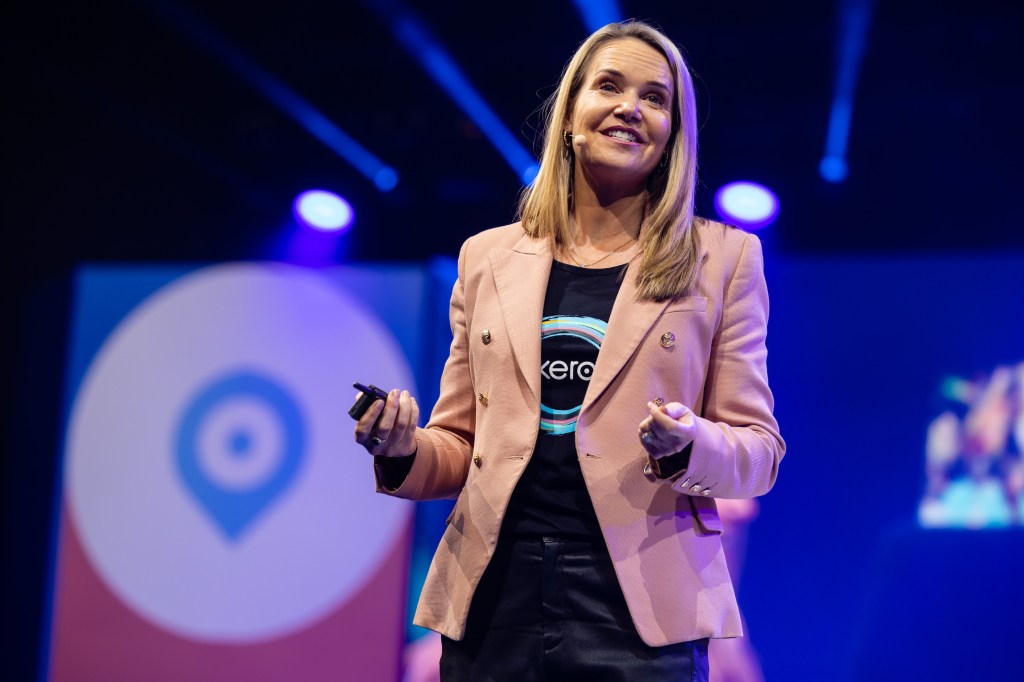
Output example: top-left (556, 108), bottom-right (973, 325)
top-left (577, 162), bottom-right (652, 195)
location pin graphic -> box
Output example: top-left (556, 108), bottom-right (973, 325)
top-left (175, 371), bottom-right (306, 541)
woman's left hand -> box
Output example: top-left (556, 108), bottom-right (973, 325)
top-left (638, 401), bottom-right (696, 459)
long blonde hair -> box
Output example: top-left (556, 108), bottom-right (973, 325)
top-left (517, 20), bottom-right (702, 301)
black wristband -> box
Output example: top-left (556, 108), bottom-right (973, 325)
top-left (375, 450), bottom-right (417, 489)
top-left (653, 442), bottom-right (693, 479)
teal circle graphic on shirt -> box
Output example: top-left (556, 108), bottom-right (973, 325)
top-left (539, 315), bottom-right (607, 435)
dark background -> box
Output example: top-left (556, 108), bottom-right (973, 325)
top-left (4, 0), bottom-right (1023, 679)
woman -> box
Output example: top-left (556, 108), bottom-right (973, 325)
top-left (355, 20), bottom-right (784, 681)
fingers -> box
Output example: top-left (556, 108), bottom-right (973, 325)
top-left (354, 396), bottom-right (386, 443)
top-left (661, 402), bottom-right (690, 420)
top-left (638, 401), bottom-right (695, 457)
top-left (374, 389), bottom-right (401, 442)
top-left (388, 391), bottom-right (418, 449)
top-left (647, 401), bottom-right (676, 428)
top-left (647, 401), bottom-right (694, 430)
top-left (353, 388), bottom-right (419, 458)
top-left (380, 391), bottom-right (420, 457)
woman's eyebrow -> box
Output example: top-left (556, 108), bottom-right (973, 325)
top-left (594, 68), bottom-right (670, 92)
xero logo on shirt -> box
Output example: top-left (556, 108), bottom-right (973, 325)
top-left (539, 315), bottom-right (607, 436)
top-left (541, 360), bottom-right (595, 381)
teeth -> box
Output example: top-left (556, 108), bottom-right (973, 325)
top-left (606, 130), bottom-right (638, 142)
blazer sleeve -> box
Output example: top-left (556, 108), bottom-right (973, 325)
top-left (373, 239), bottom-right (475, 500)
top-left (671, 232), bottom-right (785, 499)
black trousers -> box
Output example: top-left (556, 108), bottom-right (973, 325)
top-left (440, 536), bottom-right (709, 682)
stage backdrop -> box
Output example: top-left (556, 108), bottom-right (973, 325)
top-left (746, 251), bottom-right (1024, 682)
top-left (45, 251), bottom-right (1024, 682)
top-left (45, 261), bottom-right (454, 681)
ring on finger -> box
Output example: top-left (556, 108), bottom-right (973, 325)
top-left (371, 435), bottom-right (387, 446)
top-left (640, 430), bottom-right (656, 445)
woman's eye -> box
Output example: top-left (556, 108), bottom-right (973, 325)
top-left (599, 82), bottom-right (617, 92)
top-left (645, 93), bottom-right (665, 106)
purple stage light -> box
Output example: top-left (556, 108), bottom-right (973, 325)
top-left (293, 190), bottom-right (354, 232)
top-left (714, 181), bottom-right (779, 231)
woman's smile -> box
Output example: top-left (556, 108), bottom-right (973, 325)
top-left (601, 126), bottom-right (645, 144)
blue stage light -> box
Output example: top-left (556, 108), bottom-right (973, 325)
top-left (819, 155), bottom-right (849, 183)
top-left (572, 0), bottom-right (624, 32)
top-left (819, 0), bottom-right (875, 183)
top-left (365, 0), bottom-right (537, 184)
top-left (147, 0), bottom-right (398, 193)
top-left (374, 168), bottom-right (399, 193)
top-left (714, 181), bottom-right (779, 231)
top-left (293, 190), bottom-right (354, 233)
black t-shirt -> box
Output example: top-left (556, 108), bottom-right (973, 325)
top-left (501, 260), bottom-right (627, 540)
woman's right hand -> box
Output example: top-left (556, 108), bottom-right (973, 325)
top-left (354, 388), bottom-right (420, 458)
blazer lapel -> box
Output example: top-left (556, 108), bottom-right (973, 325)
top-left (582, 258), bottom-right (671, 411)
top-left (489, 233), bottom-right (552, 402)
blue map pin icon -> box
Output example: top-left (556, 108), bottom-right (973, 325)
top-left (176, 372), bottom-right (306, 541)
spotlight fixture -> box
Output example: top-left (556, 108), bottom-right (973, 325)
top-left (293, 190), bottom-right (354, 233)
top-left (714, 181), bottom-right (779, 231)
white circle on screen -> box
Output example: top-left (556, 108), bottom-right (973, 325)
top-left (65, 263), bottom-right (415, 642)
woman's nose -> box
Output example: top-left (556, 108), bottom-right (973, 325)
top-left (615, 96), bottom-right (641, 121)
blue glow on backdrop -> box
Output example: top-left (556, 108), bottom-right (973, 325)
top-left (293, 190), bottom-right (354, 233)
top-left (714, 181), bottom-right (779, 230)
top-left (820, 0), bottom-right (875, 183)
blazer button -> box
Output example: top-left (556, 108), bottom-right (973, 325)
top-left (481, 329), bottom-right (492, 345)
top-left (660, 332), bottom-right (675, 348)
top-left (473, 452), bottom-right (482, 467)
top-left (643, 462), bottom-right (658, 481)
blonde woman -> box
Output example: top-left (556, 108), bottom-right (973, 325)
top-left (355, 20), bottom-right (785, 681)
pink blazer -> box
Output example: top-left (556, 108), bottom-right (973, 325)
top-left (377, 220), bottom-right (785, 646)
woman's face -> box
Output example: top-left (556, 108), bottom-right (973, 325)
top-left (567, 38), bottom-right (674, 195)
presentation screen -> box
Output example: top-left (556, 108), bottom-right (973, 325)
top-left (46, 262), bottom-right (440, 681)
